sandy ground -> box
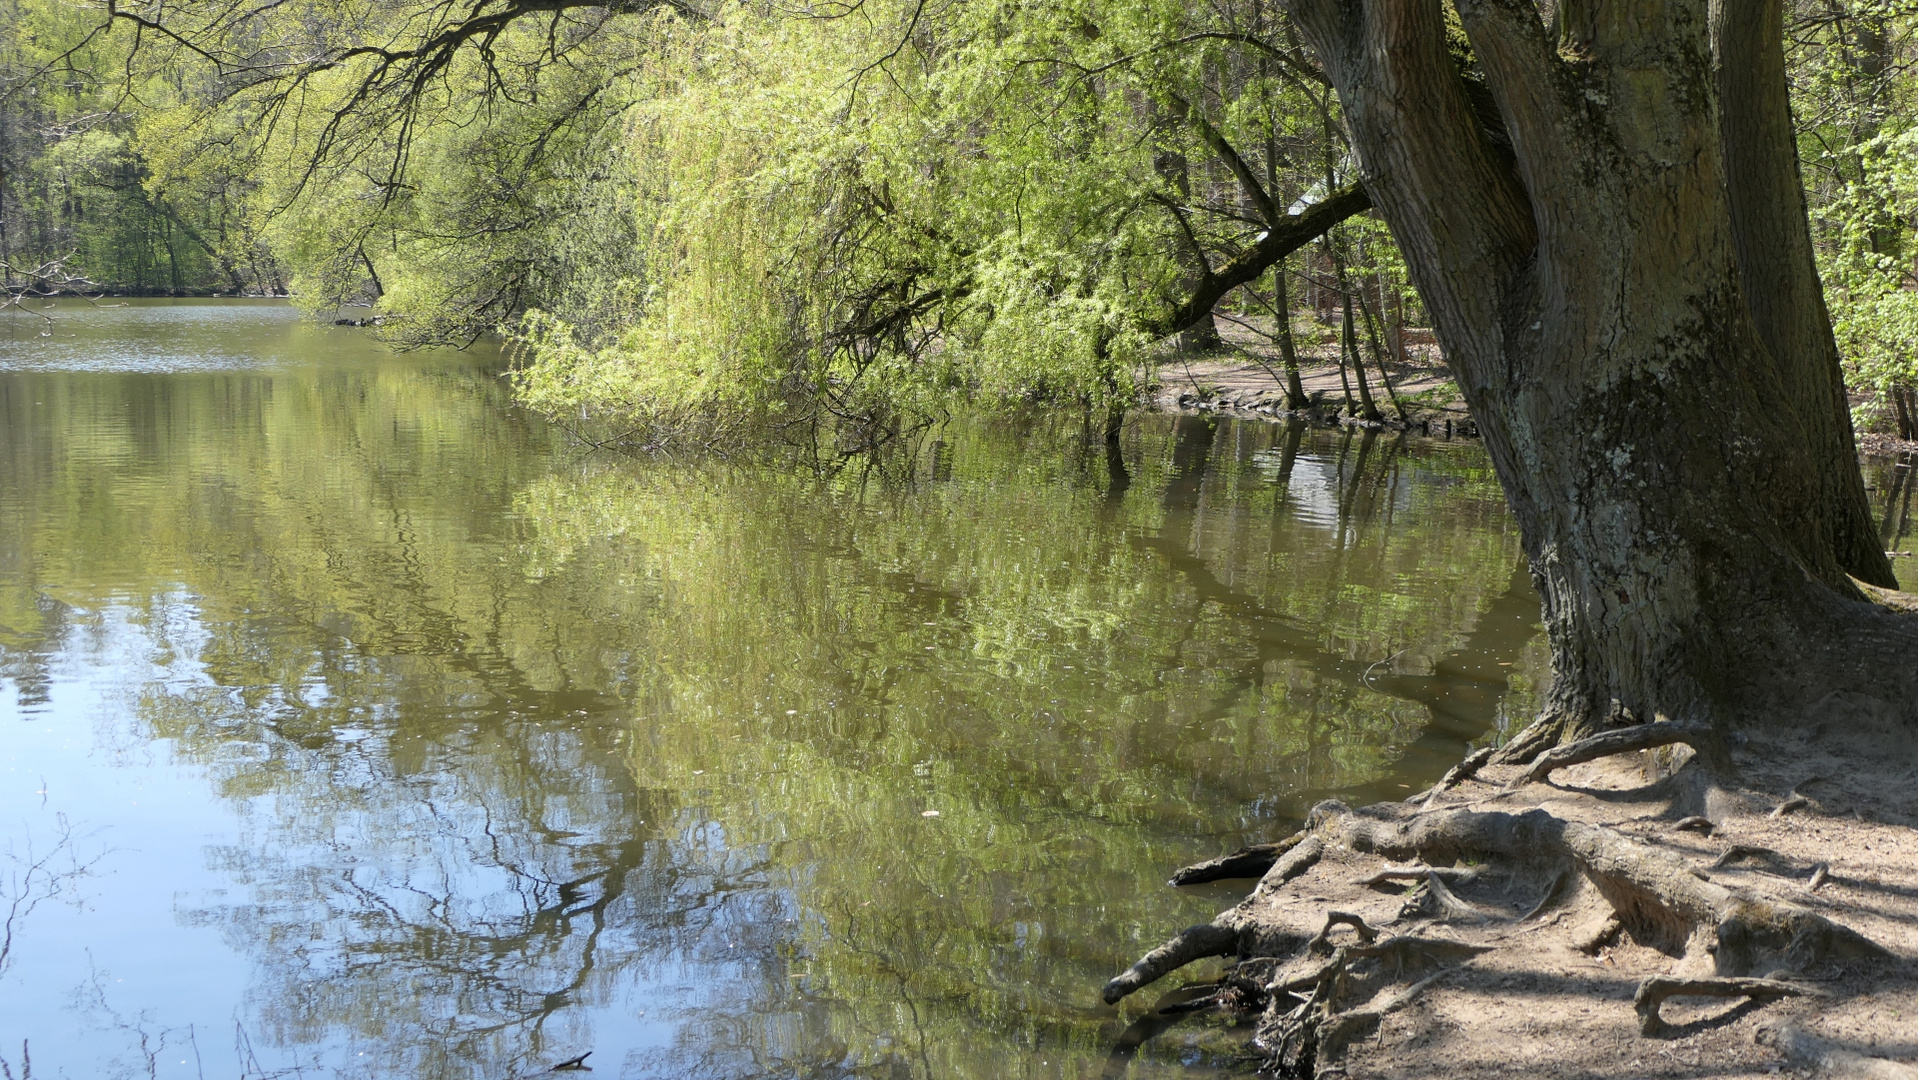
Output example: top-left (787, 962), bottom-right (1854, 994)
top-left (1116, 714), bottom-right (1918, 1079)
top-left (1860, 432), bottom-right (1918, 457)
top-left (1152, 353), bottom-right (1463, 417)
top-left (1148, 316), bottom-right (1465, 422)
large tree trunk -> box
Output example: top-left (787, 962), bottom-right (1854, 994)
top-left (1712, 0), bottom-right (1893, 588)
top-left (1279, 0), bottom-right (1918, 752)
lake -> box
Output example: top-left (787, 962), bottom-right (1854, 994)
top-left (3, 297), bottom-right (1837, 1079)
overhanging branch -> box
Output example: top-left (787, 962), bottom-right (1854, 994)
top-left (1145, 182), bottom-right (1371, 339)
top-left (1173, 93), bottom-right (1280, 225)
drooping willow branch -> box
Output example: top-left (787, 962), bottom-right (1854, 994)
top-left (38, 0), bottom-right (706, 204)
top-left (0, 257), bottom-right (103, 325)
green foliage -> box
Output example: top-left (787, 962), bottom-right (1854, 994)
top-left (25, 0), bottom-right (1911, 447)
top-left (6, 0), bottom-right (1384, 431)
top-left (0, 0), bottom-right (280, 293)
top-left (55, 0), bottom-right (1343, 432)
top-left (498, 0), bottom-right (1356, 432)
top-left (1823, 122), bottom-right (1918, 408)
top-left (1790, 1), bottom-right (1918, 430)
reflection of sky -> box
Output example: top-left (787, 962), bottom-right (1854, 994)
top-left (0, 606), bottom-right (258, 1079)
top-left (0, 303), bottom-right (1543, 1080)
top-left (0, 601), bottom-right (740, 1080)
top-left (0, 299), bottom-right (401, 373)
top-left (1273, 455), bottom-right (1343, 529)
top-left (1253, 448), bottom-right (1437, 530)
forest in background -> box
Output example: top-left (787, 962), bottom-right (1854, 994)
top-left (0, 0), bottom-right (1914, 439)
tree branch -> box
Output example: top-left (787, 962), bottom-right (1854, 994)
top-left (1172, 92), bottom-right (1280, 225)
top-left (1145, 182), bottom-right (1371, 339)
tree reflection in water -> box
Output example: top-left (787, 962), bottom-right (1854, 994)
top-left (0, 328), bottom-right (1555, 1079)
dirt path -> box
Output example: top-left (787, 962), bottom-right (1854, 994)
top-left (1152, 355), bottom-right (1464, 415)
top-left (1102, 698), bottom-right (1918, 1079)
top-left (1149, 317), bottom-right (1467, 423)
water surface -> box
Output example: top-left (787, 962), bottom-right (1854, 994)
top-left (0, 300), bottom-right (1554, 1079)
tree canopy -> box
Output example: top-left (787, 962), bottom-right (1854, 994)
top-left (4, 1), bottom-right (1912, 446)
top-left (9, 0), bottom-right (1376, 431)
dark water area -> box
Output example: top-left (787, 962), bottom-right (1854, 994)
top-left (1865, 453), bottom-right (1918, 591)
top-left (5, 296), bottom-right (1847, 1078)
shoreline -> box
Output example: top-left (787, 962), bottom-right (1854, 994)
top-left (1150, 353), bottom-right (1477, 436)
top-left (1106, 723), bottom-right (1918, 1079)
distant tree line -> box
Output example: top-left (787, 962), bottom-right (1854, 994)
top-left (0, 0), bottom-right (1911, 441)
top-left (0, 0), bottom-right (284, 295)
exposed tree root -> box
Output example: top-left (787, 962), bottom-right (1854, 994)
top-left (1306, 911), bottom-right (1380, 954)
top-left (1354, 862), bottom-right (1482, 888)
top-left (1712, 844), bottom-right (1805, 874)
top-left (1633, 975), bottom-right (1809, 1035)
top-left (1772, 795), bottom-right (1811, 818)
top-left (1154, 972), bottom-right (1267, 1016)
top-left (1257, 937), bottom-right (1487, 1076)
top-left (1169, 830), bottom-right (1307, 886)
top-left (1270, 935), bottom-right (1492, 993)
top-left (1104, 771), bottom-right (1894, 1076)
top-left (1324, 801), bottom-right (1888, 972)
top-left (1422, 745), bottom-right (1497, 804)
top-left (1771, 778), bottom-right (1825, 819)
top-left (1413, 868), bottom-right (1494, 923)
top-left (1254, 836), bottom-right (1325, 897)
top-left (1512, 722), bottom-right (1709, 787)
top-left (1488, 711), bottom-right (1571, 767)
top-left (1101, 923), bottom-right (1242, 1005)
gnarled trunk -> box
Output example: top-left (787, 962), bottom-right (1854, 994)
top-left (1279, 0), bottom-right (1918, 750)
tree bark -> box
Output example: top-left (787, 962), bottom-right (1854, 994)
top-left (1339, 265), bottom-right (1382, 423)
top-left (1711, 0), bottom-right (1896, 588)
top-left (1354, 273), bottom-right (1410, 422)
top-left (1279, 0), bottom-right (1918, 749)
top-left (1272, 257), bottom-right (1312, 410)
